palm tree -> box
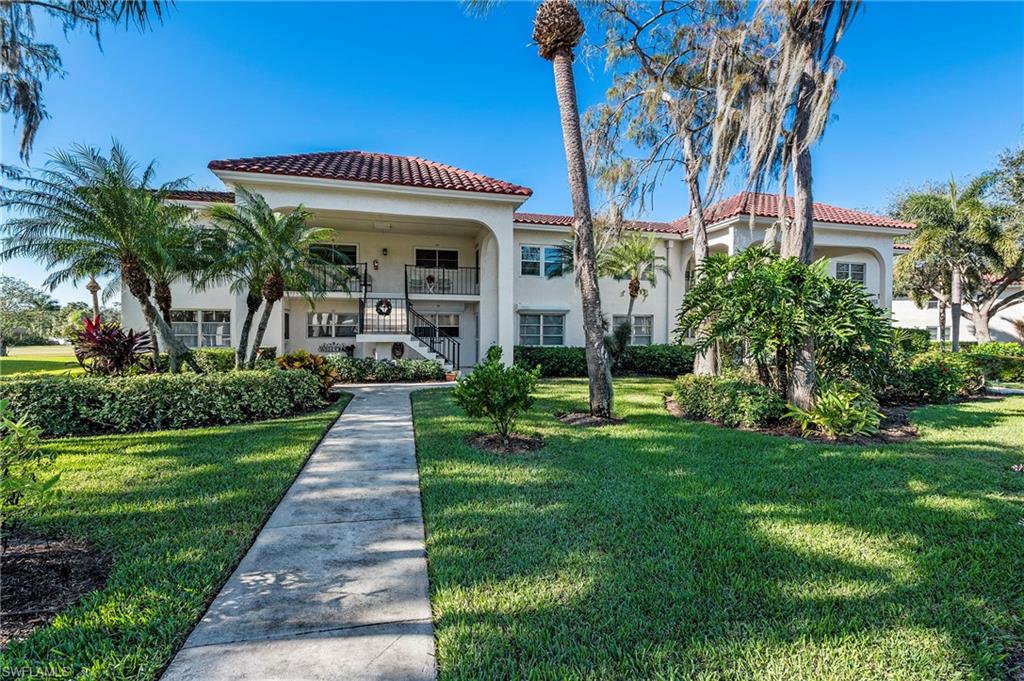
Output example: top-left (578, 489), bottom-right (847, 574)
top-left (0, 142), bottom-right (203, 372)
top-left (206, 187), bottom-right (336, 368)
top-left (533, 0), bottom-right (615, 417)
top-left (899, 176), bottom-right (995, 352)
top-left (598, 233), bottom-right (669, 332)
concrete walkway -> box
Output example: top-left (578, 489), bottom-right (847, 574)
top-left (163, 384), bottom-right (443, 681)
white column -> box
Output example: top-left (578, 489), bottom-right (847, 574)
top-left (879, 248), bottom-right (894, 310)
top-left (494, 228), bottom-right (515, 365)
top-left (477, 232), bottom-right (501, 362)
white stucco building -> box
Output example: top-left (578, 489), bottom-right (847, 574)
top-left (891, 243), bottom-right (1024, 343)
top-left (122, 150), bottom-right (915, 371)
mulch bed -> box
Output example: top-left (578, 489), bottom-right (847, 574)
top-left (468, 433), bottom-right (546, 454)
top-left (556, 412), bottom-right (626, 428)
top-left (1, 533), bottom-right (111, 646)
top-left (664, 396), bottom-right (920, 445)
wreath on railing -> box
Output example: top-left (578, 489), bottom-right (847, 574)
top-left (375, 298), bottom-right (393, 316)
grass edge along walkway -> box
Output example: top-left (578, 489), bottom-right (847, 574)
top-left (413, 378), bottom-right (1024, 680)
top-left (0, 395), bottom-right (350, 680)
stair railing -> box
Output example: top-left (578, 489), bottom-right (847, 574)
top-left (406, 305), bottom-right (460, 370)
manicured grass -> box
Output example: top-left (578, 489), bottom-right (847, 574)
top-left (413, 379), bottom-right (1024, 680)
top-left (0, 396), bottom-right (350, 679)
top-left (1, 346), bottom-right (80, 377)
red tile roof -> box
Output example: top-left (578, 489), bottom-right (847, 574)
top-left (514, 212), bottom-right (677, 233)
top-left (697, 192), bottom-right (915, 230)
top-left (164, 190), bottom-right (235, 203)
top-left (208, 150), bottom-right (533, 198)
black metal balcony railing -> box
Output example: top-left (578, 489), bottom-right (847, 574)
top-left (359, 296), bottom-right (460, 368)
top-left (311, 262), bottom-right (371, 293)
top-left (405, 265), bottom-right (479, 296)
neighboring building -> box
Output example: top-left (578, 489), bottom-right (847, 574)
top-left (891, 243), bottom-right (1024, 342)
top-left (122, 150), bottom-right (913, 371)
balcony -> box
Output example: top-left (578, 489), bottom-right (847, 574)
top-left (310, 262), bottom-right (371, 294)
top-left (405, 265), bottom-right (479, 296)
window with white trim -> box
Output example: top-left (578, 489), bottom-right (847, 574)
top-left (926, 299), bottom-right (939, 309)
top-left (520, 245), bottom-right (567, 277)
top-left (835, 262), bottom-right (866, 285)
top-left (612, 315), bottom-right (654, 345)
top-left (307, 311), bottom-right (358, 337)
top-left (519, 313), bottom-right (564, 346)
top-left (415, 249), bottom-right (459, 269)
top-left (171, 310), bottom-right (231, 348)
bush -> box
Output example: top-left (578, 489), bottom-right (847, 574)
top-left (277, 350), bottom-right (338, 394)
top-left (71, 316), bottom-right (153, 376)
top-left (673, 373), bottom-right (787, 428)
top-left (892, 328), bottom-right (932, 354)
top-left (0, 399), bottom-right (59, 542)
top-left (788, 380), bottom-right (882, 438)
top-left (4, 335), bottom-right (56, 347)
top-left (323, 356), bottom-right (445, 383)
top-left (514, 344), bottom-right (695, 378)
top-left (453, 347), bottom-right (539, 442)
top-left (0, 369), bottom-right (322, 436)
top-left (964, 351), bottom-right (1024, 383)
top-left (971, 341), bottom-right (1024, 357)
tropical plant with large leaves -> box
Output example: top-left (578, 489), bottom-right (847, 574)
top-left (0, 142), bottom-right (203, 372)
top-left (205, 186), bottom-right (335, 368)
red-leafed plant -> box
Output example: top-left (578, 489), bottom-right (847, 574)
top-left (71, 315), bottom-right (154, 376)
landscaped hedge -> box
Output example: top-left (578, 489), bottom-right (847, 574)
top-left (0, 369), bottom-right (322, 436)
top-left (964, 351), bottom-right (1024, 383)
top-left (514, 344), bottom-right (696, 378)
top-left (879, 351), bottom-right (987, 404)
top-left (324, 356), bottom-right (446, 383)
top-left (673, 373), bottom-right (786, 428)
top-left (142, 347), bottom-right (277, 373)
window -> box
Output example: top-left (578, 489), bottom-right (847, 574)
top-left (307, 311), bottom-right (358, 337)
top-left (612, 315), bottom-right (654, 345)
top-left (519, 313), bottom-right (564, 346)
top-left (415, 249), bottom-right (458, 269)
top-left (926, 299), bottom-right (939, 309)
top-left (835, 262), bottom-right (866, 285)
top-left (926, 326), bottom-right (939, 341)
top-left (171, 310), bottom-right (231, 348)
top-left (968, 324), bottom-right (977, 337)
top-left (521, 245), bottom-right (567, 277)
top-left (284, 312), bottom-right (290, 341)
top-left (311, 244), bottom-right (358, 266)
top-left (413, 313), bottom-right (460, 338)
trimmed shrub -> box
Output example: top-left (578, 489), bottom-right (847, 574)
top-left (673, 374), bottom-right (786, 428)
top-left (788, 380), bottom-right (882, 438)
top-left (453, 347), bottom-right (539, 442)
top-left (324, 356), bottom-right (445, 383)
top-left (0, 369), bottom-right (322, 436)
top-left (515, 344), bottom-right (695, 378)
top-left (965, 352), bottom-right (1024, 383)
top-left (971, 341), bottom-right (1024, 357)
top-left (892, 328), bottom-right (932, 354)
top-left (277, 350), bottom-right (339, 394)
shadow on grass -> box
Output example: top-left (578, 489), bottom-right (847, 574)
top-left (0, 401), bottom-right (348, 679)
top-left (413, 380), bottom-right (1024, 679)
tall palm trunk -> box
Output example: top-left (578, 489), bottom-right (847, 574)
top-left (153, 279), bottom-right (180, 373)
top-left (950, 266), bottom-right (962, 352)
top-left (684, 132), bottom-right (716, 375)
top-left (121, 257), bottom-right (201, 373)
top-left (551, 48), bottom-right (614, 417)
top-left (247, 297), bottom-right (277, 368)
top-left (781, 69), bottom-right (817, 410)
top-left (236, 292), bottom-right (262, 369)
top-left (938, 301), bottom-right (947, 352)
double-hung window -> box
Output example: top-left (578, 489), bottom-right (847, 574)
top-left (307, 311), bottom-right (358, 337)
top-left (836, 262), bottom-right (866, 285)
top-left (520, 245), bottom-right (567, 277)
top-left (519, 313), bottom-right (564, 346)
top-left (171, 310), bottom-right (231, 348)
top-left (611, 315), bottom-right (654, 345)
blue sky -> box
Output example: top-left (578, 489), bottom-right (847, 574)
top-left (3, 1), bottom-right (1022, 304)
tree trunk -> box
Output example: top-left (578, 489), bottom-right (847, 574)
top-left (781, 70), bottom-right (817, 410)
top-left (938, 301), bottom-right (947, 352)
top-left (970, 305), bottom-right (992, 343)
top-left (950, 266), bottom-right (962, 352)
top-left (551, 48), bottom-right (613, 417)
top-left (247, 297), bottom-right (277, 369)
top-left (0, 334), bottom-right (7, 357)
top-left (120, 257), bottom-right (200, 373)
top-left (684, 132), bottom-right (717, 376)
top-left (236, 292), bottom-right (262, 369)
top-left (154, 279), bottom-right (180, 372)
top-left (146, 317), bottom-right (161, 370)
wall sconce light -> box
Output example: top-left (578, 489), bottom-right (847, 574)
top-left (372, 259), bottom-right (380, 271)
top-left (382, 247), bottom-right (389, 257)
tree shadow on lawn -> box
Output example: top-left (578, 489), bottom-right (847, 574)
top-left (0, 405), bottom-right (344, 678)
top-left (413, 382), bottom-right (1024, 679)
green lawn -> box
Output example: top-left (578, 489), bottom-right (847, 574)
top-left (0, 397), bottom-right (349, 678)
top-left (0, 346), bottom-right (79, 377)
top-left (413, 378), bottom-right (1024, 680)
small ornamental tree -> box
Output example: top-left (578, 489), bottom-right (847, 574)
top-left (1, 399), bottom-right (59, 550)
top-left (453, 346), bottom-right (540, 445)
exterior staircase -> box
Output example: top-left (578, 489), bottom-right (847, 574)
top-left (357, 296), bottom-right (460, 373)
